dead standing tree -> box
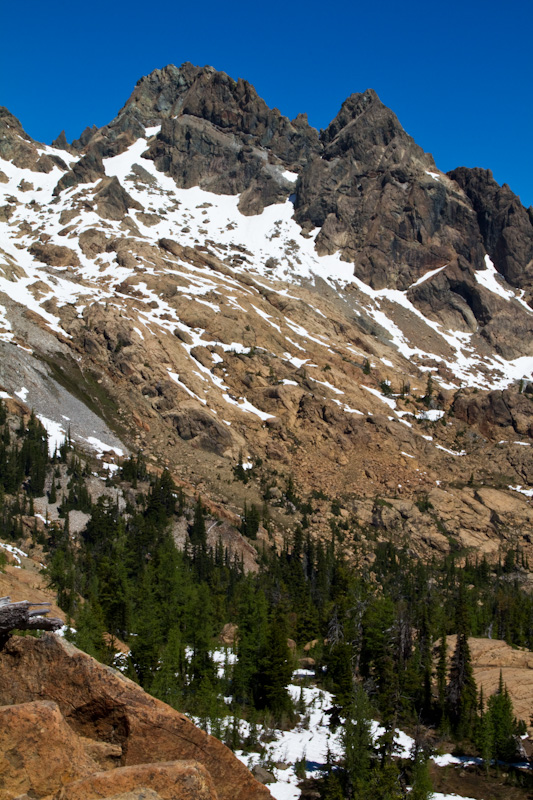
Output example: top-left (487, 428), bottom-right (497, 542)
top-left (0, 596), bottom-right (63, 647)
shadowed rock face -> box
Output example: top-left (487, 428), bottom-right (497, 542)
top-left (0, 634), bottom-right (271, 800)
top-left (0, 106), bottom-right (67, 173)
top-left (115, 64), bottom-right (321, 168)
top-left (449, 166), bottom-right (533, 303)
top-left (452, 389), bottom-right (533, 438)
top-left (293, 90), bottom-right (485, 289)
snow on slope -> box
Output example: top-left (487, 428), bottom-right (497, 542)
top-left (1, 130), bottom-right (532, 408)
top-left (196, 653), bottom-right (491, 800)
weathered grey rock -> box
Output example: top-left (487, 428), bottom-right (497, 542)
top-left (94, 176), bottom-right (144, 220)
top-left (294, 90), bottom-right (484, 289)
top-left (449, 166), bottom-right (533, 303)
top-left (51, 130), bottom-right (76, 155)
top-left (164, 406), bottom-right (235, 455)
top-left (251, 765), bottom-right (276, 785)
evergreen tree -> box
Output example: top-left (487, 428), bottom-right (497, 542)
top-left (478, 691), bottom-right (494, 774)
top-left (241, 502), bottom-right (260, 539)
top-left (446, 592), bottom-right (477, 740)
top-left (73, 599), bottom-right (107, 662)
top-left (488, 672), bottom-right (518, 762)
top-left (129, 565), bottom-right (165, 685)
top-left (410, 754), bottom-right (433, 800)
top-left (233, 580), bottom-right (268, 706)
top-left (189, 496), bottom-right (207, 548)
top-left (254, 609), bottom-right (294, 720)
top-left (149, 626), bottom-right (185, 709)
top-left (436, 627), bottom-right (448, 729)
top-left (342, 683), bottom-right (373, 798)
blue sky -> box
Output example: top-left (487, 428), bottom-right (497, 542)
top-left (2, 0), bottom-right (531, 207)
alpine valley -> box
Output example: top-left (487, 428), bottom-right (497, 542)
top-left (1, 63), bottom-right (533, 800)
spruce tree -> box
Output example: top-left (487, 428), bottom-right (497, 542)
top-left (255, 609), bottom-right (294, 721)
top-left (478, 690), bottom-right (494, 775)
top-left (436, 627), bottom-right (448, 729)
top-left (342, 683), bottom-right (373, 798)
top-left (446, 592), bottom-right (477, 740)
top-left (409, 754), bottom-right (433, 800)
top-left (149, 626), bottom-right (185, 710)
top-left (488, 672), bottom-right (518, 762)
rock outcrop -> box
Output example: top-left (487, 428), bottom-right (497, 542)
top-left (0, 634), bottom-right (270, 800)
top-left (453, 388), bottom-right (533, 438)
top-left (449, 166), bottom-right (533, 304)
top-left (444, 636), bottom-right (533, 733)
top-left (0, 63), bottom-right (532, 564)
top-left (56, 761), bottom-right (217, 800)
top-left (42, 62), bottom-right (533, 351)
top-left (0, 700), bottom-right (98, 799)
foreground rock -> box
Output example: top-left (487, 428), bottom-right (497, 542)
top-left (56, 761), bottom-right (217, 800)
top-left (0, 700), bottom-right (97, 799)
top-left (0, 634), bottom-right (270, 800)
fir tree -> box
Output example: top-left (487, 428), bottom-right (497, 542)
top-left (342, 683), bottom-right (373, 798)
top-left (446, 592), bottom-right (477, 740)
top-left (189, 496), bottom-right (207, 548)
top-left (436, 627), bottom-right (448, 729)
top-left (488, 671), bottom-right (518, 762)
top-left (409, 754), bottom-right (433, 800)
top-left (255, 609), bottom-right (294, 721)
top-left (149, 626), bottom-right (185, 709)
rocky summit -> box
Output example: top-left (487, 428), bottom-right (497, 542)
top-left (0, 61), bottom-right (532, 558)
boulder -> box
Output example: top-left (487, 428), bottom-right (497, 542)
top-left (219, 622), bottom-right (238, 646)
top-left (0, 700), bottom-right (97, 799)
top-left (0, 635), bottom-right (270, 800)
top-left (164, 406), bottom-right (235, 455)
top-left (28, 242), bottom-right (80, 268)
top-left (251, 765), bottom-right (276, 785)
top-left (54, 761), bottom-right (217, 800)
top-left (94, 176), bottom-right (144, 221)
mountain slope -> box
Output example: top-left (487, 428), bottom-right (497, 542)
top-left (0, 63), bottom-right (532, 557)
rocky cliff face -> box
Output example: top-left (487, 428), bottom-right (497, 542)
top-left (449, 166), bottom-right (533, 302)
top-left (39, 63), bottom-right (533, 356)
top-left (0, 62), bottom-right (532, 561)
top-left (0, 634), bottom-right (270, 800)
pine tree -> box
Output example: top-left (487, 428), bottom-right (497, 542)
top-left (488, 671), bottom-right (518, 762)
top-left (233, 580), bottom-right (268, 706)
top-left (255, 609), bottom-right (294, 721)
top-left (129, 565), bottom-right (164, 685)
top-left (149, 626), bottom-right (185, 710)
top-left (410, 754), bottom-right (433, 800)
top-left (446, 592), bottom-right (477, 740)
top-left (241, 502), bottom-right (260, 539)
top-left (233, 450), bottom-right (248, 483)
top-left (342, 683), bottom-right (373, 798)
top-left (189, 496), bottom-right (207, 548)
top-left (436, 627), bottom-right (448, 729)
top-left (478, 690), bottom-right (494, 775)
top-left (73, 599), bottom-right (107, 662)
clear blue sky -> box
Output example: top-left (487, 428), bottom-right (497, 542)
top-left (2, 0), bottom-right (531, 207)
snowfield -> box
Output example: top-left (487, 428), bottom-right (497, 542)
top-left (1, 132), bottom-right (532, 408)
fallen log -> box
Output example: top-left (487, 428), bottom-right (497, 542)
top-left (0, 597), bottom-right (63, 645)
